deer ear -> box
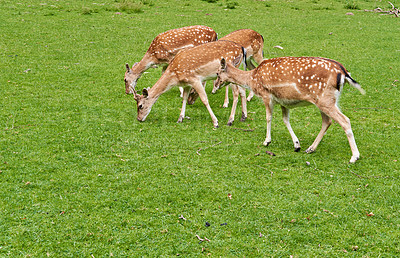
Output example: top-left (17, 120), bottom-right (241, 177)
top-left (142, 87), bottom-right (150, 98)
top-left (220, 58), bottom-right (227, 71)
top-left (125, 63), bottom-right (130, 72)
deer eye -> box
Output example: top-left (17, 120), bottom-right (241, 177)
top-left (138, 104), bottom-right (143, 110)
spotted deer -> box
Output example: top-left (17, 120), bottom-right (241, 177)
top-left (212, 29), bottom-right (264, 105)
top-left (132, 40), bottom-right (247, 128)
top-left (188, 29), bottom-right (264, 107)
top-left (215, 57), bottom-right (365, 163)
top-left (124, 25), bottom-right (217, 94)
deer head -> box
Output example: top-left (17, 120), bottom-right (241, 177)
top-left (214, 58), bottom-right (232, 91)
top-left (124, 63), bottom-right (141, 94)
top-left (133, 87), bottom-right (157, 122)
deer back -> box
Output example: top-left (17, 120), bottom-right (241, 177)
top-left (219, 29), bottom-right (264, 58)
top-left (167, 40), bottom-right (245, 82)
top-left (147, 25), bottom-right (218, 63)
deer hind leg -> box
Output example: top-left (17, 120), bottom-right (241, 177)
top-left (319, 105), bottom-right (360, 163)
top-left (187, 81), bottom-right (205, 105)
top-left (281, 106), bottom-right (301, 152)
top-left (192, 80), bottom-right (219, 128)
top-left (177, 86), bottom-right (191, 123)
top-left (305, 111), bottom-right (332, 154)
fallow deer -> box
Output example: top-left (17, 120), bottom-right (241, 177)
top-left (132, 40), bottom-right (247, 128)
top-left (215, 57), bottom-right (365, 163)
top-left (124, 25), bottom-right (217, 94)
top-left (212, 29), bottom-right (264, 105)
top-left (188, 29), bottom-right (264, 107)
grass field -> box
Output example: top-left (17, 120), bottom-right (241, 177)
top-left (1, 0), bottom-right (400, 256)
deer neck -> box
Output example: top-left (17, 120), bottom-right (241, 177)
top-left (227, 66), bottom-right (254, 91)
top-left (146, 72), bottom-right (174, 100)
top-left (132, 52), bottom-right (155, 75)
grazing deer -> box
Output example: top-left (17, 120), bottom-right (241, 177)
top-left (131, 40), bottom-right (247, 128)
top-left (213, 29), bottom-right (264, 105)
top-left (124, 25), bottom-right (217, 94)
top-left (215, 57), bottom-right (366, 163)
top-left (188, 29), bottom-right (264, 107)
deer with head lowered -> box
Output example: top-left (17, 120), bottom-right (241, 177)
top-left (188, 29), bottom-right (264, 108)
top-left (124, 25), bottom-right (217, 94)
top-left (215, 56), bottom-right (365, 163)
top-left (132, 40), bottom-right (247, 128)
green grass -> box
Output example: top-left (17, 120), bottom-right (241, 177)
top-left (1, 0), bottom-right (400, 256)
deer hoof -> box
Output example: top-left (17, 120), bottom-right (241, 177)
top-left (305, 147), bottom-right (314, 154)
top-left (263, 141), bottom-right (271, 146)
top-left (294, 147), bottom-right (301, 152)
top-left (349, 156), bottom-right (359, 164)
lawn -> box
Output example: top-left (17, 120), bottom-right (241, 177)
top-left (1, 0), bottom-right (400, 256)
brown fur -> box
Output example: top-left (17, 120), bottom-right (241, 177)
top-left (216, 56), bottom-right (365, 163)
top-left (133, 41), bottom-right (247, 128)
top-left (124, 25), bottom-right (217, 94)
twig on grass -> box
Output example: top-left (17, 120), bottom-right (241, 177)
top-left (231, 127), bottom-right (255, 132)
top-left (196, 234), bottom-right (210, 242)
top-left (196, 141), bottom-right (222, 155)
top-left (365, 1), bottom-right (399, 17)
top-left (322, 209), bottom-right (338, 217)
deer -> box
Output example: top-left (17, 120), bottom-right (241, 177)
top-left (215, 56), bottom-right (366, 163)
top-left (187, 29), bottom-right (264, 107)
top-left (131, 40), bottom-right (247, 128)
top-left (124, 25), bottom-right (217, 94)
top-left (213, 29), bottom-right (264, 105)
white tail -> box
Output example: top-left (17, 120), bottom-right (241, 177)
top-left (216, 56), bottom-right (365, 163)
top-left (132, 40), bottom-right (246, 128)
top-left (124, 25), bottom-right (217, 94)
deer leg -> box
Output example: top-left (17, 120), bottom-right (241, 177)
top-left (263, 97), bottom-right (274, 146)
top-left (187, 81), bottom-right (205, 105)
top-left (192, 80), bottom-right (219, 128)
top-left (177, 86), bottom-right (191, 123)
top-left (247, 90), bottom-right (254, 102)
top-left (227, 85), bottom-right (239, 126)
top-left (239, 86), bottom-right (247, 122)
top-left (223, 85), bottom-right (230, 108)
top-left (179, 87), bottom-right (184, 98)
top-left (245, 61), bottom-right (256, 102)
top-left (306, 111), bottom-right (332, 154)
top-left (319, 105), bottom-right (360, 163)
top-left (281, 106), bottom-right (301, 152)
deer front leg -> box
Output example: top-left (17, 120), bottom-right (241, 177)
top-left (263, 97), bottom-right (274, 146)
top-left (239, 86), bottom-right (247, 122)
top-left (281, 106), bottom-right (301, 152)
top-left (306, 111), bottom-right (332, 154)
top-left (192, 80), bottom-right (219, 128)
top-left (245, 61), bottom-right (256, 102)
top-left (223, 85), bottom-right (229, 108)
top-left (227, 85), bottom-right (239, 126)
top-left (177, 86), bottom-right (191, 123)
